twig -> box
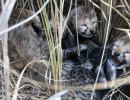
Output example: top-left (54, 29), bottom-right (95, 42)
top-left (0, 0), bottom-right (17, 99)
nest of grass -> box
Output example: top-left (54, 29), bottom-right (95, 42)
top-left (0, 0), bottom-right (130, 100)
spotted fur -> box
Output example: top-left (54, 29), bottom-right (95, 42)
top-left (62, 5), bottom-right (98, 62)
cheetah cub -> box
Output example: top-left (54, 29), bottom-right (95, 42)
top-left (8, 8), bottom-right (49, 70)
top-left (105, 35), bottom-right (130, 81)
top-left (112, 36), bottom-right (130, 65)
top-left (62, 5), bottom-right (98, 62)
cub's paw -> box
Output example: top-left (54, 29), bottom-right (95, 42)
top-left (79, 44), bottom-right (88, 51)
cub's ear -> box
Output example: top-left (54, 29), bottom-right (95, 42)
top-left (31, 22), bottom-right (42, 37)
top-left (31, 21), bottom-right (46, 39)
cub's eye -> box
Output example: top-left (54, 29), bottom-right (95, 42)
top-left (79, 24), bottom-right (88, 29)
top-left (81, 24), bottom-right (87, 27)
top-left (93, 21), bottom-right (102, 24)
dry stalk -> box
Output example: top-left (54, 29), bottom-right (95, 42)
top-left (0, 0), bottom-right (17, 99)
top-left (90, 0), bottom-right (113, 100)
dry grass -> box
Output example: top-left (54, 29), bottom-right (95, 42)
top-left (0, 0), bottom-right (130, 100)
top-left (0, 0), bottom-right (17, 99)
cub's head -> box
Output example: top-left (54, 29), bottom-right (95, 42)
top-left (112, 36), bottom-right (130, 64)
top-left (69, 6), bottom-right (98, 38)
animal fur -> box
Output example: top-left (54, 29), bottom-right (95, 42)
top-left (8, 8), bottom-right (49, 70)
top-left (62, 5), bottom-right (98, 62)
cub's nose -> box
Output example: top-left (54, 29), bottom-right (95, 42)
top-left (90, 30), bottom-right (94, 33)
top-left (114, 52), bottom-right (120, 57)
top-left (90, 29), bottom-right (95, 34)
